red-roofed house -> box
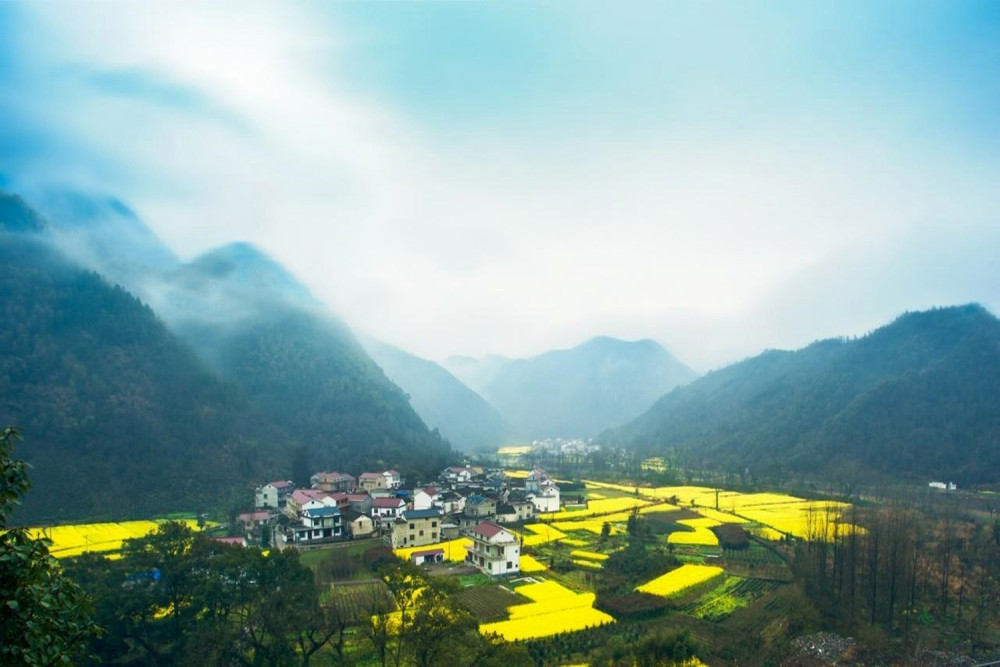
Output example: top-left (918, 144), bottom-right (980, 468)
top-left (371, 496), bottom-right (406, 521)
top-left (212, 536), bottom-right (248, 547)
top-left (467, 521), bottom-right (519, 576)
top-left (311, 471), bottom-right (356, 493)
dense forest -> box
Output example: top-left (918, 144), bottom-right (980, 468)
top-left (608, 304), bottom-right (1000, 485)
top-left (0, 192), bottom-right (453, 522)
top-left (0, 232), bottom-right (275, 521)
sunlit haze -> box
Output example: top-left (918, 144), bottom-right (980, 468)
top-left (2, 1), bottom-right (998, 370)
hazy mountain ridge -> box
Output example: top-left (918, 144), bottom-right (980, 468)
top-left (457, 336), bottom-right (699, 439)
top-left (610, 304), bottom-right (1000, 484)
top-left (0, 231), bottom-right (279, 522)
top-left (0, 191), bottom-right (453, 519)
top-left (362, 338), bottom-right (517, 452)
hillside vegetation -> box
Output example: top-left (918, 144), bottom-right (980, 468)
top-left (610, 304), bottom-right (1000, 484)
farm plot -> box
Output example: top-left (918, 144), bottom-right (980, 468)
top-left (636, 564), bottom-right (724, 598)
top-left (479, 579), bottom-right (614, 641)
top-left (457, 585), bottom-right (531, 623)
top-left (329, 580), bottom-right (395, 624)
top-left (28, 519), bottom-right (210, 558)
top-left (679, 576), bottom-right (783, 621)
top-left (668, 518), bottom-right (722, 547)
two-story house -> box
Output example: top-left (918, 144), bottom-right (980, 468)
top-left (412, 487), bottom-right (441, 511)
top-left (466, 521), bottom-right (520, 576)
top-left (311, 471), bottom-right (356, 493)
top-left (293, 506), bottom-right (343, 544)
top-left (371, 497), bottom-right (406, 522)
top-left (255, 480), bottom-right (293, 511)
top-left (387, 509), bottom-right (442, 549)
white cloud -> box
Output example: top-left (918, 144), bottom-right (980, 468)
top-left (8, 2), bottom-right (1000, 370)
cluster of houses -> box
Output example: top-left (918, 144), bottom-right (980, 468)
top-left (239, 466), bottom-right (561, 578)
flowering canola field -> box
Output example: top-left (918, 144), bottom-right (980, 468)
top-left (393, 537), bottom-right (473, 563)
top-left (479, 580), bottom-right (614, 641)
top-left (636, 564), bottom-right (724, 598)
top-left (667, 518), bottom-right (721, 547)
top-left (28, 520), bottom-right (208, 558)
top-left (582, 481), bottom-right (860, 542)
top-left (519, 554), bottom-right (548, 573)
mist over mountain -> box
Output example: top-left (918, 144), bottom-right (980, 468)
top-left (609, 304), bottom-right (1000, 485)
top-left (455, 337), bottom-right (699, 440)
top-left (0, 224), bottom-right (277, 522)
top-left (0, 191), bottom-right (453, 520)
top-left (361, 337), bottom-right (516, 452)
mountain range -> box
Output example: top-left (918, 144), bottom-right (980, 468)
top-left (0, 191), bottom-right (452, 522)
top-left (608, 304), bottom-right (1000, 485)
top-left (446, 337), bottom-right (699, 440)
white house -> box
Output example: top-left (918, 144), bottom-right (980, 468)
top-left (383, 470), bottom-right (402, 489)
top-left (293, 506), bottom-right (343, 544)
top-left (413, 487), bottom-right (441, 511)
top-left (372, 497), bottom-right (406, 521)
top-left (528, 483), bottom-right (560, 513)
top-left (466, 521), bottom-right (520, 576)
top-left (255, 480), bottom-right (293, 510)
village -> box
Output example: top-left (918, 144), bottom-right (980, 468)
top-left (238, 465), bottom-right (563, 576)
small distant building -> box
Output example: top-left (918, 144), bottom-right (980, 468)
top-left (372, 497), bottom-right (406, 521)
top-left (438, 491), bottom-right (465, 515)
top-left (465, 495), bottom-right (496, 518)
top-left (311, 471), bottom-right (355, 493)
top-left (528, 481), bottom-right (560, 514)
top-left (212, 536), bottom-right (248, 548)
top-left (413, 487), bottom-right (441, 511)
top-left (410, 548), bottom-right (445, 566)
top-left (343, 509), bottom-right (376, 538)
top-left (294, 506), bottom-right (343, 544)
top-left (466, 521), bottom-right (520, 576)
top-left (347, 492), bottom-right (373, 515)
top-left (255, 480), bottom-right (293, 511)
top-left (360, 470), bottom-right (402, 491)
top-left (929, 481), bottom-right (957, 491)
top-left (237, 511), bottom-right (273, 532)
top-left (287, 489), bottom-right (332, 517)
top-left (387, 509), bottom-right (442, 549)
top-left (442, 466), bottom-right (476, 484)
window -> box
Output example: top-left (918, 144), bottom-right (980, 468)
top-left (431, 521), bottom-right (437, 527)
top-left (507, 561), bottom-right (512, 569)
top-left (431, 532), bottom-right (437, 539)
top-left (419, 530), bottom-right (424, 536)
top-left (409, 523), bottom-right (415, 529)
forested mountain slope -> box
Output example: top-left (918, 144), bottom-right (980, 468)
top-left (609, 305), bottom-right (1000, 484)
top-left (362, 337), bottom-right (517, 452)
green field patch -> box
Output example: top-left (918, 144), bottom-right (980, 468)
top-left (328, 580), bottom-right (395, 624)
top-left (679, 576), bottom-right (783, 621)
top-left (457, 584), bottom-right (532, 623)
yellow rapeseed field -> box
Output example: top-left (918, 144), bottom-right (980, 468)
top-left (667, 518), bottom-right (721, 546)
top-left (572, 559), bottom-right (603, 570)
top-left (479, 580), bottom-right (614, 641)
top-left (393, 537), bottom-right (473, 563)
top-left (518, 523), bottom-right (568, 546)
top-left (28, 519), bottom-right (209, 558)
top-left (636, 564), bottom-right (724, 598)
top-left (569, 550), bottom-right (609, 561)
top-left (519, 554), bottom-right (548, 573)
top-left (539, 496), bottom-right (651, 520)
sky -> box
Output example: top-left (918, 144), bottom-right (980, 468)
top-left (1, 1), bottom-right (998, 371)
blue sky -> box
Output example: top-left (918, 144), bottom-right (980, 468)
top-left (1, 1), bottom-right (998, 368)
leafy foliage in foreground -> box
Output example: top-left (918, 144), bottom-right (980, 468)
top-left (0, 426), bottom-right (100, 664)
